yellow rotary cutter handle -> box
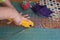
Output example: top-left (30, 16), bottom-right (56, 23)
top-left (21, 19), bottom-right (34, 28)
top-left (7, 19), bottom-right (34, 28)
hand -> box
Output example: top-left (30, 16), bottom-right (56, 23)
top-left (13, 12), bottom-right (31, 26)
top-left (0, 7), bottom-right (31, 26)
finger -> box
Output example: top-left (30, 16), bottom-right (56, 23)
top-left (19, 12), bottom-right (23, 15)
top-left (14, 21), bottom-right (22, 26)
top-left (26, 17), bottom-right (30, 19)
top-left (23, 14), bottom-right (29, 17)
top-left (20, 13), bottom-right (22, 15)
top-left (18, 23), bottom-right (22, 26)
top-left (7, 19), bottom-right (13, 24)
top-left (7, 22), bottom-right (12, 24)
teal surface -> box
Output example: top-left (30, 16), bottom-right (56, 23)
top-left (0, 2), bottom-right (60, 40)
top-left (0, 25), bottom-right (25, 40)
top-left (1, 28), bottom-right (60, 40)
top-left (8, 28), bottom-right (60, 40)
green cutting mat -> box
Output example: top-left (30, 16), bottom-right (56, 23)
top-left (0, 2), bottom-right (60, 40)
top-left (7, 28), bottom-right (60, 40)
top-left (1, 28), bottom-right (60, 40)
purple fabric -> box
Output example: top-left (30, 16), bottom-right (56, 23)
top-left (31, 3), bottom-right (43, 13)
top-left (31, 3), bottom-right (53, 17)
top-left (38, 6), bottom-right (53, 17)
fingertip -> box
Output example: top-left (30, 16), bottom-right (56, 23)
top-left (27, 17), bottom-right (30, 19)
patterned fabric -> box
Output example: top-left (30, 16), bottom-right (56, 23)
top-left (39, 0), bottom-right (60, 20)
